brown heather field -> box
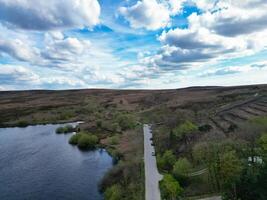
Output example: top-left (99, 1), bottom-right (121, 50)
top-left (1, 84), bottom-right (267, 199)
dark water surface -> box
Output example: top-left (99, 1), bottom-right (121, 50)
top-left (0, 124), bottom-right (113, 200)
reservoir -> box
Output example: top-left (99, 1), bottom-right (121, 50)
top-left (0, 124), bottom-right (113, 200)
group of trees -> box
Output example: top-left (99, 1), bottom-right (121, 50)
top-left (157, 150), bottom-right (193, 199)
top-left (193, 141), bottom-right (243, 198)
top-left (100, 121), bottom-right (144, 200)
top-left (154, 116), bottom-right (267, 199)
top-left (96, 113), bottom-right (136, 133)
top-left (115, 114), bottom-right (136, 131)
top-left (154, 120), bottom-right (198, 199)
top-left (191, 117), bottom-right (267, 200)
top-left (160, 174), bottom-right (183, 200)
top-left (173, 121), bottom-right (198, 140)
top-left (101, 150), bottom-right (144, 200)
top-left (168, 121), bottom-right (198, 148)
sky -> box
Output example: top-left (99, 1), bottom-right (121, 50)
top-left (0, 0), bottom-right (267, 90)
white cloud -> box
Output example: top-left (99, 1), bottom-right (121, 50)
top-left (167, 0), bottom-right (186, 15)
top-left (191, 0), bottom-right (217, 11)
top-left (118, 0), bottom-right (188, 30)
top-left (41, 76), bottom-right (86, 87)
top-left (0, 38), bottom-right (38, 61)
top-left (141, 0), bottom-right (267, 71)
top-left (0, 0), bottom-right (100, 30)
top-left (0, 65), bottom-right (40, 85)
top-left (198, 61), bottom-right (267, 77)
top-left (118, 64), bottom-right (160, 80)
top-left (141, 25), bottom-right (251, 70)
top-left (119, 0), bottom-right (171, 30)
top-left (42, 33), bottom-right (92, 66)
top-left (191, 0), bottom-right (267, 37)
top-left (83, 70), bottom-right (125, 85)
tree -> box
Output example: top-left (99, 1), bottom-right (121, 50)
top-left (259, 133), bottom-right (267, 153)
top-left (158, 150), bottom-right (176, 171)
top-left (193, 142), bottom-right (220, 190)
top-left (256, 162), bottom-right (267, 200)
top-left (220, 151), bottom-right (243, 200)
top-left (173, 121), bottom-right (197, 140)
top-left (238, 122), bottom-right (263, 165)
top-left (173, 158), bottom-right (192, 186)
top-left (116, 114), bottom-right (136, 131)
top-left (104, 184), bottom-right (123, 200)
top-left (160, 174), bottom-right (183, 200)
top-left (235, 142), bottom-right (267, 200)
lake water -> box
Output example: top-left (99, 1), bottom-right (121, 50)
top-left (0, 124), bottom-right (113, 200)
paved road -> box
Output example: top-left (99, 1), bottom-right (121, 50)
top-left (143, 124), bottom-right (163, 200)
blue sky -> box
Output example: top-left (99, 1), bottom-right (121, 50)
top-left (0, 0), bottom-right (267, 90)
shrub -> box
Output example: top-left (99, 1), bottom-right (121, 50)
top-left (104, 184), bottom-right (123, 200)
top-left (250, 116), bottom-right (267, 125)
top-left (198, 124), bottom-right (212, 132)
top-left (17, 120), bottom-right (29, 127)
top-left (259, 133), bottom-right (267, 152)
top-left (160, 174), bottom-right (183, 200)
top-left (77, 134), bottom-right (98, 150)
top-left (96, 120), bottom-right (102, 128)
top-left (56, 127), bottom-right (64, 134)
top-left (228, 124), bottom-right (238, 132)
top-left (69, 133), bottom-right (82, 145)
top-left (108, 135), bottom-right (120, 145)
top-left (249, 116), bottom-right (267, 133)
top-left (59, 110), bottom-right (75, 120)
top-left (56, 125), bottom-right (75, 134)
top-left (111, 122), bottom-right (120, 132)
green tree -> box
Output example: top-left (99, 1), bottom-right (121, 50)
top-left (160, 174), bottom-right (183, 200)
top-left (116, 114), bottom-right (136, 131)
top-left (192, 142), bottom-right (220, 190)
top-left (173, 158), bottom-right (192, 178)
top-left (235, 145), bottom-right (267, 200)
top-left (192, 142), bottom-right (210, 164)
top-left (104, 184), bottom-right (123, 200)
top-left (259, 133), bottom-right (267, 152)
top-left (158, 150), bottom-right (176, 171)
top-left (173, 121), bottom-right (197, 140)
top-left (256, 162), bottom-right (267, 199)
top-left (220, 151), bottom-right (243, 200)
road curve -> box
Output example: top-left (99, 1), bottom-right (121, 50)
top-left (143, 124), bottom-right (163, 200)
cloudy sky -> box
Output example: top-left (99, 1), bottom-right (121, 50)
top-left (0, 0), bottom-right (267, 90)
